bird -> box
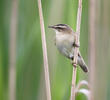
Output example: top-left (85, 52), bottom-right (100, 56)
top-left (48, 24), bottom-right (88, 73)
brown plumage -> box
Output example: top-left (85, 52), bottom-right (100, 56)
top-left (49, 24), bottom-right (88, 73)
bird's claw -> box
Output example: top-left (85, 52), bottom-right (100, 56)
top-left (71, 61), bottom-right (77, 68)
top-left (75, 43), bottom-right (80, 47)
top-left (73, 42), bottom-right (80, 48)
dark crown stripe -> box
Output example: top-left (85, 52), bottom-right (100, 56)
top-left (55, 24), bottom-right (68, 27)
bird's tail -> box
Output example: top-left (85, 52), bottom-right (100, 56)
top-left (77, 52), bottom-right (89, 73)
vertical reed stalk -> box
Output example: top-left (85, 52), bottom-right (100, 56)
top-left (70, 0), bottom-right (82, 100)
top-left (37, 0), bottom-right (51, 100)
top-left (9, 0), bottom-right (18, 100)
top-left (89, 0), bottom-right (96, 99)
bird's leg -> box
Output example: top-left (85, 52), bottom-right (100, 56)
top-left (70, 55), bottom-right (78, 68)
top-left (71, 60), bottom-right (77, 68)
top-left (70, 56), bottom-right (77, 67)
top-left (73, 33), bottom-right (80, 47)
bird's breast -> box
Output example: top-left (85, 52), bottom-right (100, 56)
top-left (56, 33), bottom-right (74, 43)
top-left (55, 34), bottom-right (74, 58)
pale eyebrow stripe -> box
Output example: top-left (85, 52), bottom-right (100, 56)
top-left (55, 25), bottom-right (67, 28)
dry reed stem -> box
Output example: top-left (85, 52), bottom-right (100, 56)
top-left (70, 0), bottom-right (82, 100)
top-left (89, 0), bottom-right (96, 99)
top-left (37, 0), bottom-right (51, 100)
top-left (9, 0), bottom-right (18, 100)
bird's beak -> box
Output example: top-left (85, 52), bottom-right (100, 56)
top-left (48, 25), bottom-right (55, 29)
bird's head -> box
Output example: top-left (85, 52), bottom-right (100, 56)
top-left (48, 24), bottom-right (73, 35)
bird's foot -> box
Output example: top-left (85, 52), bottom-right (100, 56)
top-left (71, 60), bottom-right (77, 68)
top-left (73, 42), bottom-right (80, 48)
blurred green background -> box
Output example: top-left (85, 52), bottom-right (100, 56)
top-left (0, 0), bottom-right (110, 100)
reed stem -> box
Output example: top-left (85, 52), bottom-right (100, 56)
top-left (70, 0), bottom-right (82, 99)
top-left (37, 0), bottom-right (51, 100)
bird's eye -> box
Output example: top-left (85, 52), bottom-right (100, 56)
top-left (57, 29), bottom-right (62, 32)
top-left (56, 27), bottom-right (63, 32)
